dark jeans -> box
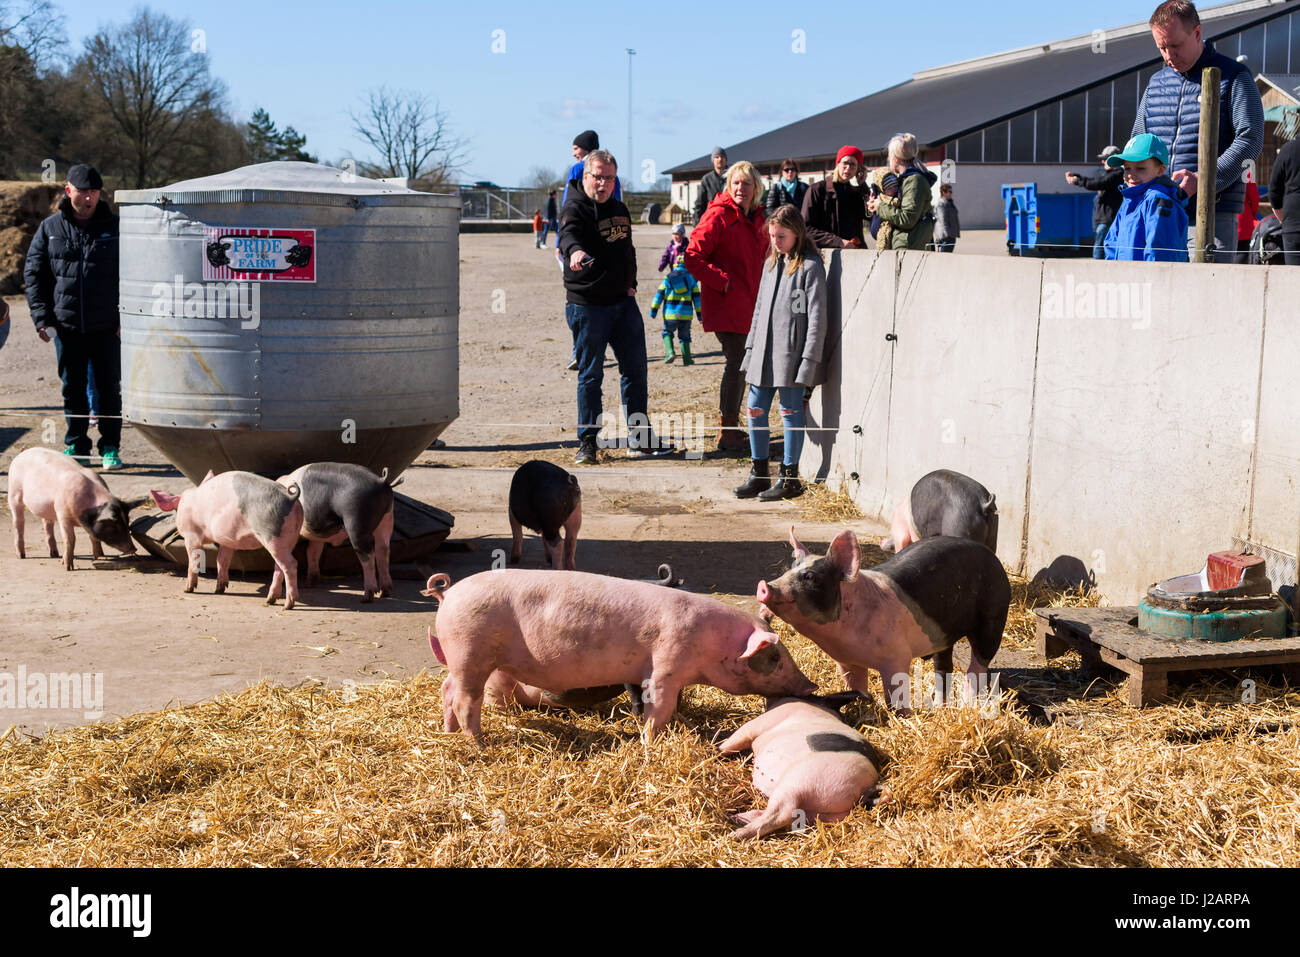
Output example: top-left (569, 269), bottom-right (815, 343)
top-left (1284, 229), bottom-right (1300, 266)
top-left (572, 298), bottom-right (649, 445)
top-left (54, 327), bottom-right (121, 454)
top-left (935, 239), bottom-right (956, 253)
top-left (661, 318), bottom-right (692, 343)
top-left (1231, 238), bottom-right (1251, 265)
top-left (541, 217), bottom-right (558, 246)
top-left (1093, 222), bottom-right (1109, 259)
top-left (716, 331), bottom-right (747, 420)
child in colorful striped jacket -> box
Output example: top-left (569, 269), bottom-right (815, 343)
top-left (649, 253), bottom-right (701, 364)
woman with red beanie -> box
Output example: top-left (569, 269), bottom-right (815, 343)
top-left (684, 160), bottom-right (769, 453)
top-left (801, 145), bottom-right (870, 248)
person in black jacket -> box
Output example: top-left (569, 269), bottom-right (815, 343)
top-left (1067, 146), bottom-right (1125, 258)
top-left (24, 164), bottom-right (124, 469)
top-left (559, 150), bottom-right (675, 465)
top-left (1269, 137), bottom-right (1300, 266)
top-left (542, 189), bottom-right (559, 248)
top-left (765, 159), bottom-right (808, 214)
top-left (693, 147), bottom-right (728, 223)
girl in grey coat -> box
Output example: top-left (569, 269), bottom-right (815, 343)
top-left (734, 204), bottom-right (828, 501)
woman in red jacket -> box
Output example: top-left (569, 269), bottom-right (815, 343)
top-left (1234, 171), bottom-right (1259, 264)
top-left (684, 160), bottom-right (769, 452)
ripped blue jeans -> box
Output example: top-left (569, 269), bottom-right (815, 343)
top-left (746, 383), bottom-right (806, 467)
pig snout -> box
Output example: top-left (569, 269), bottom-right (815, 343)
top-left (756, 580), bottom-right (770, 604)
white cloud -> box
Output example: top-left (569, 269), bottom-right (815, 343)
top-left (541, 97), bottom-right (612, 122)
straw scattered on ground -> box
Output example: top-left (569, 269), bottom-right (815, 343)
top-left (798, 480), bottom-right (865, 523)
top-left (3, 601), bottom-right (1298, 866)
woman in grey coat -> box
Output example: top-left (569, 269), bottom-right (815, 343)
top-left (734, 204), bottom-right (828, 500)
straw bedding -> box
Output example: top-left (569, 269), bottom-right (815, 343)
top-left (1, 571), bottom-right (1296, 866)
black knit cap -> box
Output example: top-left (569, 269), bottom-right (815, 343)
top-left (67, 164), bottom-right (104, 190)
top-left (573, 130), bottom-right (599, 151)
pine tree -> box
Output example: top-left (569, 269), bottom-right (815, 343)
top-left (247, 108), bottom-right (280, 163)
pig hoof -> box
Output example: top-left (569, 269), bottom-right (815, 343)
top-left (184, 584), bottom-right (196, 593)
top-left (284, 599), bottom-right (295, 610)
top-left (361, 591), bottom-right (374, 604)
top-left (214, 582), bottom-right (227, 595)
top-left (379, 586), bottom-right (391, 598)
top-left (266, 596), bottom-right (278, 605)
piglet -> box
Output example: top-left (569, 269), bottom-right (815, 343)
top-left (883, 469), bottom-right (998, 553)
top-left (508, 460), bottom-right (581, 570)
top-left (720, 692), bottom-right (885, 839)
top-left (277, 462), bottom-right (399, 602)
top-left (422, 569), bottom-right (816, 742)
top-left (8, 447), bottom-right (144, 570)
top-left (758, 528), bottom-right (1009, 711)
top-left (150, 470), bottom-right (303, 608)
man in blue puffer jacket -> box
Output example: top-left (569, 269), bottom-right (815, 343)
top-left (1134, 1), bottom-right (1262, 262)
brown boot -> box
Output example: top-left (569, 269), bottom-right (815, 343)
top-left (716, 413), bottom-right (748, 454)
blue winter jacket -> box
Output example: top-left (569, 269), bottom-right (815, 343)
top-left (1133, 40), bottom-right (1263, 217)
top-left (1103, 176), bottom-right (1190, 262)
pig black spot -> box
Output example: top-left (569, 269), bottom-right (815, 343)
top-left (745, 645), bottom-right (780, 675)
top-left (806, 733), bottom-right (885, 768)
top-left (791, 557), bottom-right (843, 624)
top-left (232, 473), bottom-right (297, 543)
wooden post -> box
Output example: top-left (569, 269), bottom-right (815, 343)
top-left (1193, 66), bottom-right (1222, 263)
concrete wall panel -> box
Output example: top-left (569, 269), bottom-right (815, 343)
top-left (1026, 260), bottom-right (1265, 602)
top-left (1251, 266), bottom-right (1300, 559)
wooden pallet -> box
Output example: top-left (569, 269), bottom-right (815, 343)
top-left (130, 492), bottom-right (454, 574)
top-left (1033, 606), bottom-right (1300, 707)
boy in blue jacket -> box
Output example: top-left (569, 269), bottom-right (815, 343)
top-left (1103, 133), bottom-right (1189, 262)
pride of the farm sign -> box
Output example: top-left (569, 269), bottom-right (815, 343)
top-left (203, 227), bottom-right (316, 282)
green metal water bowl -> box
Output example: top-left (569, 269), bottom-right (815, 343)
top-left (1139, 570), bottom-right (1290, 641)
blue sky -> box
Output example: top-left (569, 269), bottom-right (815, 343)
top-left (47, 0), bottom-right (1176, 185)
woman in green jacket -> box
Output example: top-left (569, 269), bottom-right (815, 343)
top-left (868, 133), bottom-right (938, 250)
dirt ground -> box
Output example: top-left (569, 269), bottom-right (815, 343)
top-left (0, 226), bottom-right (893, 735)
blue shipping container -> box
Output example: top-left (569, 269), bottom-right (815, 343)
top-left (1002, 183), bottom-right (1096, 257)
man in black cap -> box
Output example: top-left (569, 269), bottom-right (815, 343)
top-left (692, 147), bottom-right (728, 223)
top-left (24, 164), bottom-right (124, 470)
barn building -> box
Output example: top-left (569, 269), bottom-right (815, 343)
top-left (667, 0), bottom-right (1300, 229)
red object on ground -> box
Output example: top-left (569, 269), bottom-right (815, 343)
top-left (1206, 550), bottom-right (1264, 591)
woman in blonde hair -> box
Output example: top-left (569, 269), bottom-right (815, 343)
top-left (684, 160), bottom-right (769, 453)
top-left (733, 204), bottom-right (827, 500)
top-left (867, 132), bottom-right (939, 250)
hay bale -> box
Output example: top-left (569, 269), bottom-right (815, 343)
top-left (0, 181), bottom-right (61, 295)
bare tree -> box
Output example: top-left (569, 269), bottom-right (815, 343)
top-left (350, 87), bottom-right (469, 186)
top-left (526, 164), bottom-right (563, 192)
top-left (79, 7), bottom-right (227, 188)
top-left (0, 0), bottom-right (64, 66)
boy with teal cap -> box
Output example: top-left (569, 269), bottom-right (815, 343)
top-left (1103, 133), bottom-right (1190, 262)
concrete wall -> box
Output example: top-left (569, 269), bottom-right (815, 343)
top-left (804, 249), bottom-right (1300, 604)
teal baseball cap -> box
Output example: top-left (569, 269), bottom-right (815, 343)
top-left (1105, 133), bottom-right (1170, 168)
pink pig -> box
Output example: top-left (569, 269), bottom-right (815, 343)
top-left (8, 447), bottom-right (145, 570)
top-left (719, 693), bottom-right (885, 839)
top-left (150, 470), bottom-right (304, 608)
top-left (422, 569), bottom-right (817, 742)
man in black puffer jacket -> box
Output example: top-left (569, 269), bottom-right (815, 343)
top-left (24, 164), bottom-right (124, 469)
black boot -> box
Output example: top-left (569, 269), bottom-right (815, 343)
top-left (733, 459), bottom-right (771, 498)
top-left (759, 464), bottom-right (804, 500)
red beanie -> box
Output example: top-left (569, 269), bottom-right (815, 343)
top-left (836, 145), bottom-right (864, 167)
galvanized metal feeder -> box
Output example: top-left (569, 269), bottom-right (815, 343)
top-left (116, 162), bottom-right (459, 568)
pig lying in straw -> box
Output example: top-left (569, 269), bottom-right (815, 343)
top-left (422, 568), bottom-right (817, 742)
top-left (882, 469), bottom-right (998, 553)
top-left (150, 470), bottom-right (304, 608)
top-left (9, 447), bottom-right (145, 569)
top-left (277, 462), bottom-right (400, 603)
top-left (720, 691), bottom-right (886, 839)
top-left (757, 528), bottom-right (1009, 711)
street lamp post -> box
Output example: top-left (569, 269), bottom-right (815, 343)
top-left (626, 48), bottom-right (636, 195)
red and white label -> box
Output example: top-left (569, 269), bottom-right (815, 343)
top-left (203, 227), bottom-right (316, 282)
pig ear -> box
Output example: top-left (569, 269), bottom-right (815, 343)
top-left (788, 525), bottom-right (809, 563)
top-left (120, 496), bottom-right (150, 512)
top-left (739, 630), bottom-right (779, 660)
top-left (200, 469), bottom-right (216, 485)
top-left (150, 490), bottom-right (180, 512)
top-left (828, 529), bottom-right (860, 581)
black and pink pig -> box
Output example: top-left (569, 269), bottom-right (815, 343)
top-left (882, 469), bottom-right (998, 554)
top-left (758, 528), bottom-right (1009, 711)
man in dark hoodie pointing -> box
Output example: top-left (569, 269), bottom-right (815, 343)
top-left (560, 150), bottom-right (675, 465)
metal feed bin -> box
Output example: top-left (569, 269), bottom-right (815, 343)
top-left (116, 162), bottom-right (458, 482)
